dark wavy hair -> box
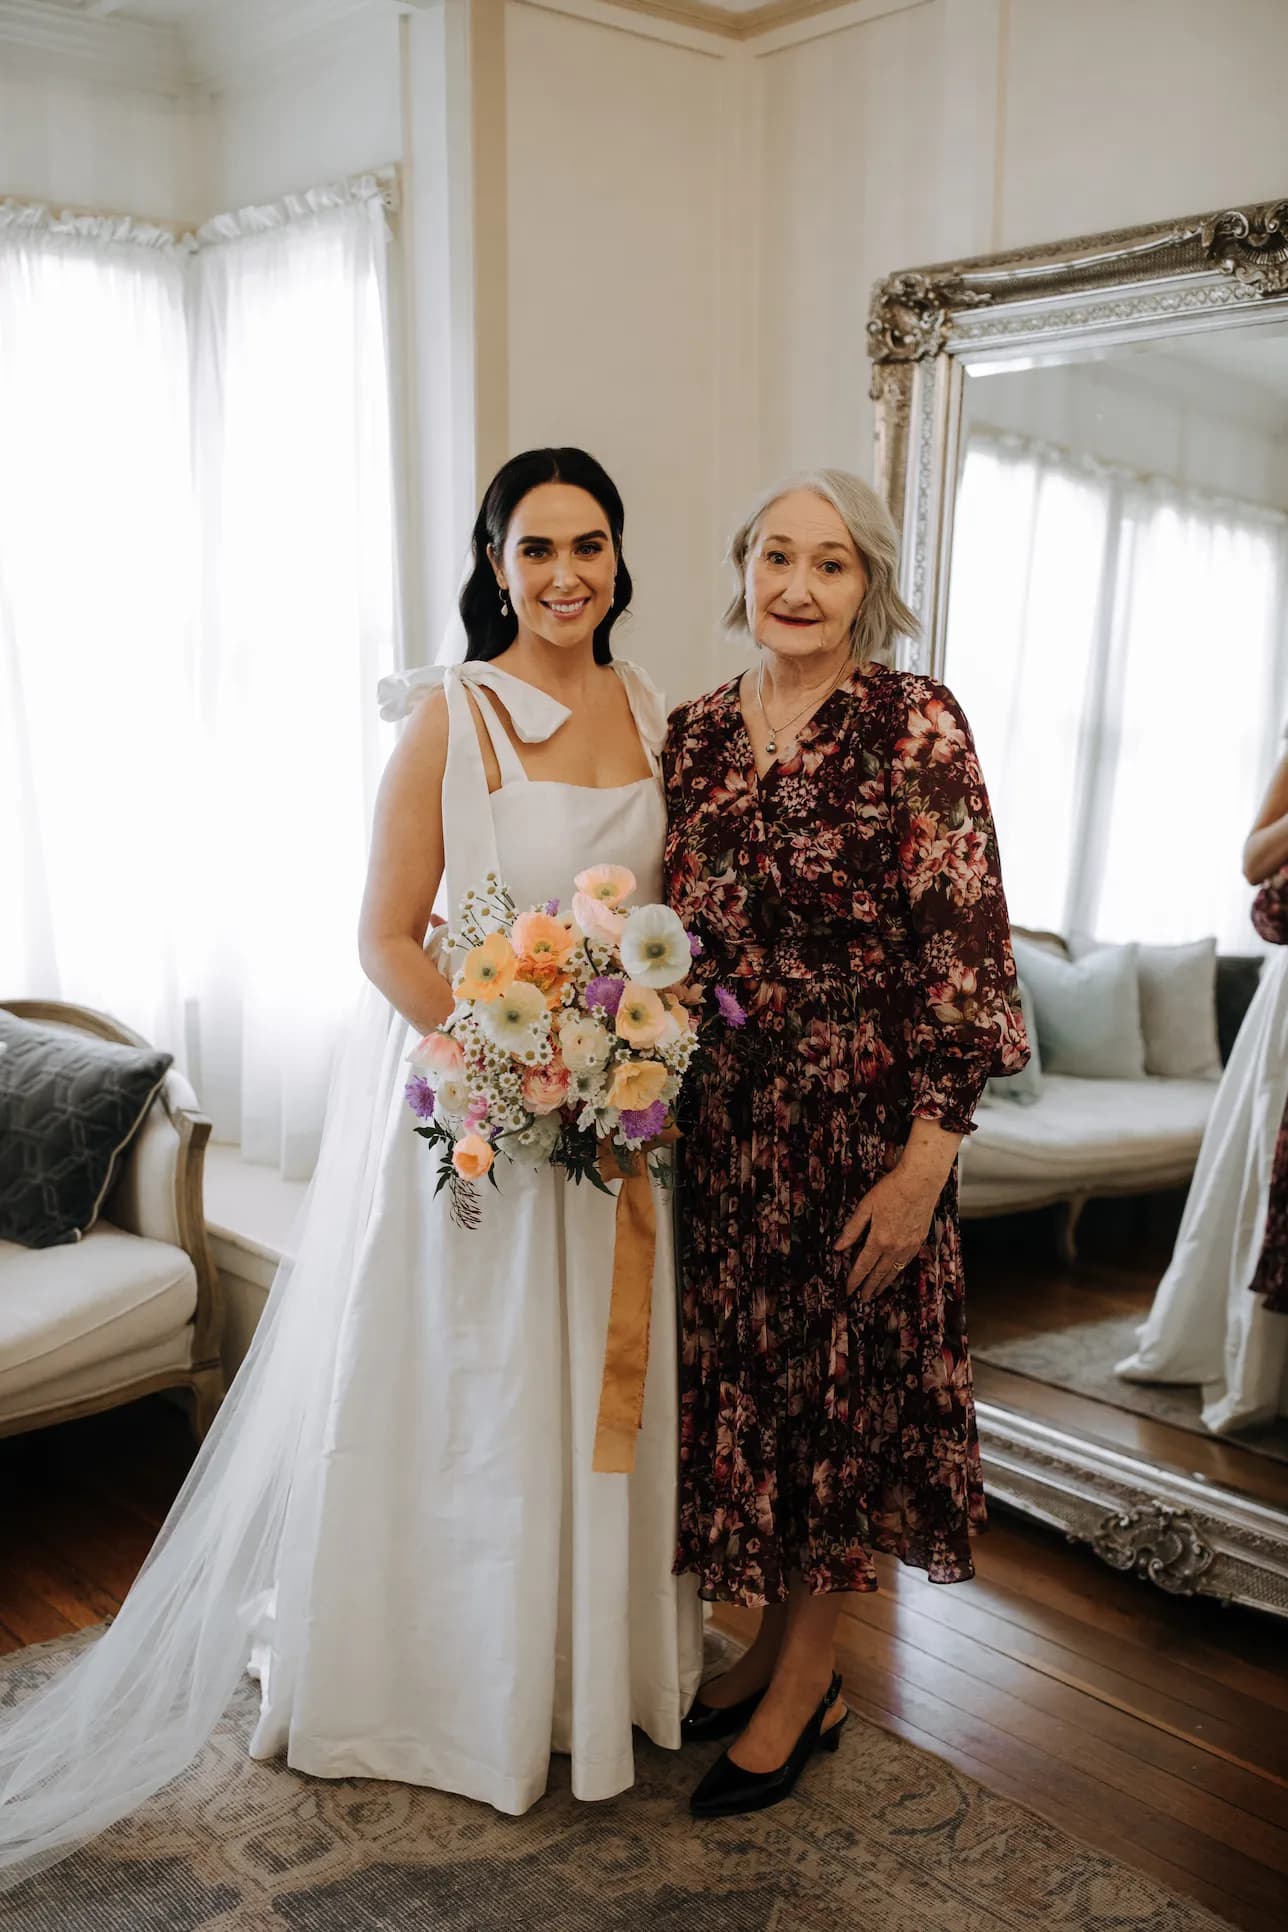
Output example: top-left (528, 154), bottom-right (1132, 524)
top-left (459, 447), bottom-right (633, 663)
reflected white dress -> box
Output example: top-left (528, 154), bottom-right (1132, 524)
top-left (251, 658), bottom-right (703, 1808)
top-left (1116, 949), bottom-right (1288, 1433)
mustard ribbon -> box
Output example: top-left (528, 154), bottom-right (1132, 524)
top-left (591, 1141), bottom-right (661, 1475)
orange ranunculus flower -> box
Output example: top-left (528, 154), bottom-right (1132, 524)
top-left (607, 1058), bottom-right (668, 1114)
top-left (615, 984), bottom-right (667, 1049)
top-left (452, 1132), bottom-right (495, 1179)
top-left (522, 1058), bottom-right (571, 1116)
top-left (456, 930), bottom-right (517, 1002)
top-left (511, 910), bottom-right (576, 969)
top-left (540, 971), bottom-right (573, 1010)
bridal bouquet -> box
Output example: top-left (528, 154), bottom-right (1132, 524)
top-left (404, 865), bottom-right (741, 1225)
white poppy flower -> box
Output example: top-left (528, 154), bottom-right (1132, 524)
top-left (476, 980), bottom-right (548, 1051)
top-left (619, 905), bottom-right (692, 989)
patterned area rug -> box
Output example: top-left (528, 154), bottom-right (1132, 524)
top-left (0, 1631), bottom-right (1232, 1932)
top-left (975, 1312), bottom-right (1288, 1465)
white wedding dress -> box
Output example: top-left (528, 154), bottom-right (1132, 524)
top-left (0, 657), bottom-right (702, 1884)
top-left (1116, 948), bottom-right (1288, 1433)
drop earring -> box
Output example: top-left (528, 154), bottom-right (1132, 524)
top-left (499, 587), bottom-right (509, 618)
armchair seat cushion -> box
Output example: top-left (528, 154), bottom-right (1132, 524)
top-left (0, 1222), bottom-right (197, 1403)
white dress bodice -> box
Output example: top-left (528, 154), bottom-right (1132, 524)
top-left (378, 655), bottom-right (669, 934)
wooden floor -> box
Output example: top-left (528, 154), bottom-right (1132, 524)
top-left (3, 1400), bottom-right (1287, 1929)
top-left (963, 1199), bottom-right (1288, 1510)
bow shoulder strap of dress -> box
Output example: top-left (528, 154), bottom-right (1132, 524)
top-left (376, 663), bottom-right (573, 961)
top-left (612, 658), bottom-right (668, 774)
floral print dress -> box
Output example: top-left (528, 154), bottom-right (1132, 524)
top-left (663, 662), bottom-right (1028, 1603)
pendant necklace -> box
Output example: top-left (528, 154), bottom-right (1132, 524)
top-left (756, 656), bottom-right (849, 757)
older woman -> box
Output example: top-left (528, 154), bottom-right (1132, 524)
top-left (663, 470), bottom-right (1028, 1818)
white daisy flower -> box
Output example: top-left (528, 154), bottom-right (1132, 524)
top-left (476, 980), bottom-right (548, 1051)
top-left (619, 905), bottom-right (691, 989)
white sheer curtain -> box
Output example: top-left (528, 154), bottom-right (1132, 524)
top-left (946, 430), bottom-right (1288, 951)
top-left (0, 180), bottom-right (399, 1178)
top-left (190, 184), bottom-right (398, 1175)
top-left (0, 208), bottom-right (196, 1048)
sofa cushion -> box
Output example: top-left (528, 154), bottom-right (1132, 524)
top-left (1011, 937), bottom-right (1146, 1078)
top-left (960, 1074), bottom-right (1213, 1214)
top-left (0, 1221), bottom-right (196, 1401)
top-left (1136, 939), bottom-right (1222, 1079)
top-left (1067, 934), bottom-right (1221, 1080)
top-left (0, 1011), bottom-right (172, 1249)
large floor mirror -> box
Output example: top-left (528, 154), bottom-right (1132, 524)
top-left (871, 199), bottom-right (1288, 1616)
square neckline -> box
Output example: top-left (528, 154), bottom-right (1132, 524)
top-left (474, 663), bottom-right (660, 796)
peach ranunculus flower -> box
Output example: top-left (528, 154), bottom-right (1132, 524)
top-left (572, 891), bottom-right (627, 947)
top-left (452, 1131), bottom-right (495, 1180)
top-left (615, 984), bottom-right (668, 1049)
top-left (408, 1030), bottom-right (466, 1076)
top-left (573, 864), bottom-right (636, 907)
top-left (607, 1057), bottom-right (668, 1114)
top-left (456, 930), bottom-right (517, 1002)
top-left (511, 910), bottom-right (577, 970)
top-left (522, 1058), bottom-right (571, 1116)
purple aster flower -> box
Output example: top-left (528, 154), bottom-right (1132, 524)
top-left (620, 1099), bottom-right (667, 1142)
top-left (404, 1075), bottom-right (437, 1120)
top-left (586, 974), bottom-right (626, 1017)
top-left (688, 932), bottom-right (705, 958)
top-left (545, 897), bottom-right (561, 917)
top-left (715, 985), bottom-right (747, 1029)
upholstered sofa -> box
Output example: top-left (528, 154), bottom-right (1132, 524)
top-left (0, 1000), bottom-right (225, 1440)
top-left (959, 938), bottom-right (1262, 1259)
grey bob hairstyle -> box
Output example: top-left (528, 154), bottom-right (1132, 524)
top-left (724, 468), bottom-right (920, 665)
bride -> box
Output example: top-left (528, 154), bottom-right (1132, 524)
top-left (0, 447), bottom-right (703, 1883)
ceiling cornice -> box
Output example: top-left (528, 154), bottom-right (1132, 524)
top-left (0, 0), bottom-right (922, 94)
top-left (0, 0), bottom-right (186, 88)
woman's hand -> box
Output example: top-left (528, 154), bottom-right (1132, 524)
top-left (835, 1119), bottom-right (963, 1298)
top-left (834, 1169), bottom-right (941, 1299)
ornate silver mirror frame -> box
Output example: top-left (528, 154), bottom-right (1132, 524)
top-left (869, 197), bottom-right (1288, 1618)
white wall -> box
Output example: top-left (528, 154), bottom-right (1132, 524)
top-left (0, 48), bottom-right (206, 221)
top-left (204, 11), bottom-right (402, 213)
top-left (501, 3), bottom-right (739, 703)
top-left (1000, 0), bottom-right (1288, 247)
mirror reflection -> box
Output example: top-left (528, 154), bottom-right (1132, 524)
top-left (946, 326), bottom-right (1288, 1478)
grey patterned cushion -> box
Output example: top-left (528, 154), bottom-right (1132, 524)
top-left (0, 1011), bottom-right (173, 1249)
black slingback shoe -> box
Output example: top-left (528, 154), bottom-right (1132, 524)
top-left (680, 1682), bottom-right (768, 1745)
top-left (688, 1672), bottom-right (845, 1819)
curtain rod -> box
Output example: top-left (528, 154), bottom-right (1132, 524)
top-left (0, 165), bottom-right (400, 240)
